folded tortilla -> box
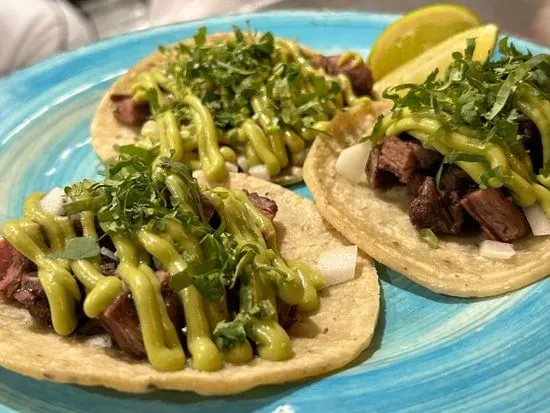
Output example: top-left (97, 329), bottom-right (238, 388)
top-left (0, 174), bottom-right (379, 394)
top-left (303, 103), bottom-right (550, 297)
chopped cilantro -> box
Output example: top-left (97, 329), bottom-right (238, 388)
top-left (383, 38), bottom-right (550, 157)
top-left (419, 228), bottom-right (440, 249)
top-left (47, 236), bottom-right (100, 260)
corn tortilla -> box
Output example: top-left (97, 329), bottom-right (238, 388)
top-left (0, 173), bottom-right (380, 394)
top-left (303, 103), bottom-right (550, 297)
top-left (91, 33), bottom-right (317, 163)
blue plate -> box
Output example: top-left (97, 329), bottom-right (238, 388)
top-left (0, 11), bottom-right (548, 413)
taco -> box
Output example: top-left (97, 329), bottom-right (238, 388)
top-left (0, 149), bottom-right (379, 395)
top-left (91, 26), bottom-right (373, 186)
top-left (304, 38), bottom-right (550, 297)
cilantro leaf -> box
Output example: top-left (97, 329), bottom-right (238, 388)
top-left (213, 316), bottom-right (248, 350)
top-left (419, 228), bottom-right (440, 249)
top-left (192, 272), bottom-right (225, 301)
top-left (47, 236), bottom-right (100, 260)
top-left (480, 166), bottom-right (511, 188)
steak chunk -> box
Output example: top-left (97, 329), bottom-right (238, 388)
top-left (460, 189), bottom-right (529, 242)
top-left (367, 136), bottom-right (441, 186)
top-left (247, 192), bottom-right (278, 221)
top-left (409, 177), bottom-right (463, 234)
top-left (520, 120), bottom-right (543, 172)
top-left (366, 149), bottom-right (399, 189)
top-left (100, 270), bottom-right (184, 358)
top-left (311, 54), bottom-right (373, 96)
top-left (13, 273), bottom-right (51, 327)
top-left (110, 94), bottom-right (150, 127)
top-left (100, 260), bottom-right (118, 276)
top-left (378, 136), bottom-right (417, 184)
top-left (201, 194), bottom-right (216, 222)
top-left (155, 270), bottom-right (185, 333)
top-left (0, 238), bottom-right (36, 299)
top-left (100, 291), bottom-right (145, 358)
top-left (439, 164), bottom-right (477, 196)
top-left (409, 140), bottom-right (443, 169)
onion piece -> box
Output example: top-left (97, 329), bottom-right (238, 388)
top-left (335, 142), bottom-right (372, 183)
top-left (523, 203), bottom-right (550, 236)
top-left (84, 334), bottom-right (112, 348)
top-left (479, 240), bottom-right (516, 260)
top-left (248, 164), bottom-right (270, 181)
top-left (141, 120), bottom-right (159, 141)
top-left (225, 161), bottom-right (239, 173)
top-left (291, 150), bottom-right (307, 166)
top-left (290, 166), bottom-right (303, 179)
top-left (192, 170), bottom-right (211, 187)
top-left (317, 245), bottom-right (358, 287)
top-left (40, 187), bottom-right (67, 216)
top-left (237, 155), bottom-right (249, 172)
top-left (100, 247), bottom-right (119, 262)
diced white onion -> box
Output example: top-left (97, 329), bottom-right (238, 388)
top-left (40, 187), bottom-right (66, 216)
top-left (237, 155), bottom-right (249, 172)
top-left (225, 161), bottom-right (239, 173)
top-left (141, 120), bottom-right (159, 141)
top-left (335, 142), bottom-right (372, 183)
top-left (291, 150), bottom-right (307, 166)
top-left (248, 164), bottom-right (271, 181)
top-left (523, 203), bottom-right (550, 236)
top-left (317, 245), bottom-right (357, 287)
top-left (100, 247), bottom-right (119, 262)
top-left (192, 170), bottom-right (211, 187)
top-left (479, 240), bottom-right (516, 260)
top-left (84, 334), bottom-right (112, 348)
top-left (290, 166), bottom-right (303, 179)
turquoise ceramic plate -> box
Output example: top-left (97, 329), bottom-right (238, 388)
top-left (0, 11), bottom-right (548, 413)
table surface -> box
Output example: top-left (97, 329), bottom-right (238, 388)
top-left (262, 0), bottom-right (548, 45)
top-left (77, 0), bottom-right (549, 46)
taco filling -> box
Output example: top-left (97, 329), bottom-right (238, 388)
top-left (360, 38), bottom-right (550, 245)
top-left (99, 26), bottom-right (373, 185)
top-left (0, 148), bottom-right (330, 372)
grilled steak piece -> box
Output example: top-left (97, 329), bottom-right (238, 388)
top-left (100, 260), bottom-right (117, 276)
top-left (12, 273), bottom-right (51, 327)
top-left (247, 192), bottom-right (278, 221)
top-left (311, 54), bottom-right (373, 96)
top-left (408, 141), bottom-right (443, 169)
top-left (0, 238), bottom-right (36, 299)
top-left (521, 120), bottom-right (543, 172)
top-left (366, 136), bottom-right (442, 187)
top-left (76, 318), bottom-right (106, 336)
top-left (407, 173), bottom-right (427, 197)
top-left (100, 270), bottom-right (184, 358)
top-left (201, 194), bottom-right (216, 222)
top-left (277, 299), bottom-right (298, 330)
top-left (155, 270), bottom-right (185, 333)
top-left (460, 188), bottom-right (529, 242)
top-left (439, 164), bottom-right (477, 196)
top-left (409, 177), bottom-right (463, 234)
top-left (366, 149), bottom-right (399, 189)
top-left (110, 94), bottom-right (150, 127)
top-left (100, 291), bottom-right (145, 357)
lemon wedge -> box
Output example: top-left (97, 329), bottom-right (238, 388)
top-left (372, 23), bottom-right (499, 98)
top-left (368, 4), bottom-right (481, 81)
